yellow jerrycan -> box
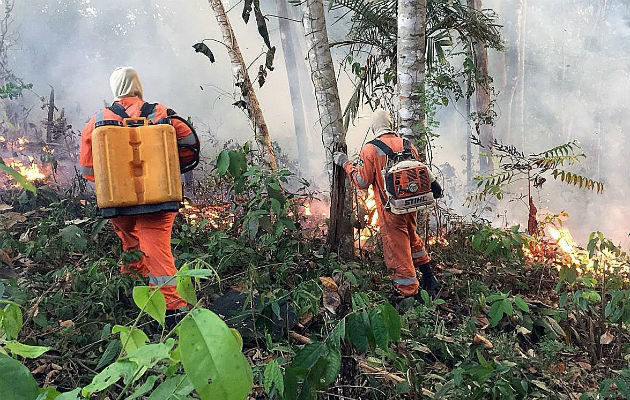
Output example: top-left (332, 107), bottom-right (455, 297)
top-left (92, 117), bottom-right (182, 218)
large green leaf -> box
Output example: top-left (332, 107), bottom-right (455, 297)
top-left (380, 303), bottom-right (401, 342)
top-left (126, 375), bottom-right (158, 400)
top-left (112, 325), bottom-right (149, 354)
top-left (291, 342), bottom-right (323, 370)
top-left (58, 225), bottom-right (87, 251)
top-left (0, 159), bottom-right (36, 193)
top-left (368, 307), bottom-right (389, 351)
top-left (96, 339), bottom-right (121, 370)
top-left (2, 303), bottom-right (23, 340)
top-left (179, 308), bottom-right (253, 400)
top-left (320, 347), bottom-right (341, 386)
top-left (3, 341), bottom-right (51, 358)
top-left (81, 360), bottom-right (137, 396)
top-left (147, 375), bottom-right (195, 400)
top-left (217, 150), bottom-right (230, 176)
top-left (263, 359), bottom-right (284, 395)
top-left (0, 353), bottom-right (39, 400)
top-left (176, 265), bottom-right (197, 305)
top-left (346, 313), bottom-right (368, 353)
top-left (55, 388), bottom-right (81, 400)
top-left (132, 286), bottom-right (166, 326)
top-left (123, 340), bottom-right (174, 369)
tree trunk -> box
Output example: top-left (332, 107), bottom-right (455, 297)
top-left (397, 0), bottom-right (427, 161)
top-left (517, 0), bottom-right (527, 150)
top-left (46, 86), bottom-right (55, 143)
top-left (208, 0), bottom-right (277, 170)
top-left (277, 0), bottom-right (309, 173)
top-left (301, 0), bottom-right (353, 256)
top-left (468, 0), bottom-right (494, 174)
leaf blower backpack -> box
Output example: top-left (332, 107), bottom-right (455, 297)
top-left (369, 138), bottom-right (435, 215)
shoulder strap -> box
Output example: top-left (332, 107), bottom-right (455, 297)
top-left (108, 103), bottom-right (130, 119)
top-left (139, 102), bottom-right (157, 119)
top-left (369, 139), bottom-right (396, 158)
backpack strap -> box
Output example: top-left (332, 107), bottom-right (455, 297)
top-left (107, 102), bottom-right (130, 119)
top-left (369, 139), bottom-right (396, 158)
top-left (139, 102), bottom-right (158, 120)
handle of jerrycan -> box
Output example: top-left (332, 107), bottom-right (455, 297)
top-left (122, 117), bottom-right (149, 127)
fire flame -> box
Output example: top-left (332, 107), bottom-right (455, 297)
top-left (523, 220), bottom-right (630, 279)
top-left (6, 157), bottom-right (47, 183)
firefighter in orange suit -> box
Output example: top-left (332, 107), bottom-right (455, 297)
top-left (333, 110), bottom-right (442, 297)
top-left (79, 67), bottom-right (196, 312)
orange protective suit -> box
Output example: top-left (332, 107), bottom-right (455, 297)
top-left (79, 96), bottom-right (193, 310)
top-left (343, 133), bottom-right (431, 296)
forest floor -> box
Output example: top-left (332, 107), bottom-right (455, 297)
top-left (0, 183), bottom-right (629, 400)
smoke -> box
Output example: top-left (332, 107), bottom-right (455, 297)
top-left (422, 0), bottom-right (630, 248)
top-left (6, 0), bottom-right (629, 246)
top-left (8, 0), bottom-right (323, 175)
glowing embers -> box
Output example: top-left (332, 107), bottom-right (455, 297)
top-left (181, 199), bottom-right (234, 229)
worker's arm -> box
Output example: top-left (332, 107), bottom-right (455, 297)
top-left (338, 146), bottom-right (375, 190)
top-left (162, 107), bottom-right (198, 165)
top-left (79, 116), bottom-right (96, 182)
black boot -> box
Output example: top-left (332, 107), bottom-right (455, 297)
top-left (420, 261), bottom-right (441, 294)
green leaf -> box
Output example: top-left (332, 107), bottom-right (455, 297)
top-left (279, 217), bottom-right (296, 231)
top-left (2, 303), bottom-right (22, 340)
top-left (263, 359), bottom-right (284, 395)
top-left (112, 325), bottom-right (149, 354)
top-left (179, 308), bottom-right (253, 400)
top-left (176, 265), bottom-right (197, 305)
top-left (96, 340), bottom-right (122, 370)
top-left (127, 376), bottom-right (158, 400)
top-left (321, 347), bottom-right (341, 386)
top-left (368, 308), bottom-right (389, 351)
top-left (3, 341), bottom-right (51, 358)
top-left (123, 341), bottom-right (174, 369)
top-left (82, 360), bottom-right (138, 396)
top-left (489, 300), bottom-right (504, 327)
top-left (231, 328), bottom-right (243, 350)
top-left (58, 225), bottom-right (87, 251)
top-left (291, 342), bottom-right (324, 370)
top-left (55, 388), bottom-right (81, 400)
top-left (0, 353), bottom-right (39, 400)
top-left (217, 150), bottom-right (230, 176)
top-left (175, 268), bottom-right (218, 278)
top-left (346, 313), bottom-right (368, 353)
top-left (513, 297), bottom-right (529, 312)
top-left (502, 299), bottom-right (513, 316)
top-left (227, 150), bottom-right (247, 177)
top-left (147, 375), bottom-right (194, 400)
top-left (380, 303), bottom-right (401, 342)
top-left (420, 289), bottom-right (431, 306)
top-left (132, 286), bottom-right (166, 326)
top-left (328, 319), bottom-right (345, 349)
top-left (0, 160), bottom-right (36, 193)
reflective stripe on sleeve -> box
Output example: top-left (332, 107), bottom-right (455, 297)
top-left (393, 277), bottom-right (418, 285)
top-left (82, 166), bottom-right (94, 176)
top-left (148, 275), bottom-right (176, 286)
top-left (356, 173), bottom-right (369, 188)
top-left (177, 135), bottom-right (198, 146)
top-left (412, 250), bottom-right (428, 259)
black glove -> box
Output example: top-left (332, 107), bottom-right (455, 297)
top-left (431, 180), bottom-right (443, 199)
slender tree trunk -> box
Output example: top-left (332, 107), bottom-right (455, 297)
top-left (46, 86), bottom-right (55, 143)
top-left (302, 0), bottom-right (353, 256)
top-left (277, 0), bottom-right (309, 173)
top-left (468, 0), bottom-right (494, 173)
top-left (208, 0), bottom-right (277, 170)
top-left (397, 0), bottom-right (427, 161)
top-left (517, 0), bottom-right (527, 150)
top-left (466, 94), bottom-right (473, 189)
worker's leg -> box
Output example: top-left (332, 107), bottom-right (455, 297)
top-left (136, 212), bottom-right (187, 310)
top-left (379, 211), bottom-right (419, 296)
top-left (110, 215), bottom-right (148, 277)
top-left (407, 213), bottom-right (440, 291)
